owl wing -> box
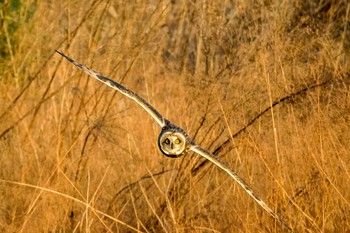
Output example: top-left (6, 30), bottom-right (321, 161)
top-left (190, 145), bottom-right (292, 231)
top-left (56, 51), bottom-right (166, 128)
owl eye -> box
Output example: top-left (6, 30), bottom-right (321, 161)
top-left (164, 138), bottom-right (170, 144)
top-left (174, 139), bottom-right (181, 144)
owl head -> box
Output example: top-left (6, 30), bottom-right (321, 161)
top-left (158, 130), bottom-right (189, 158)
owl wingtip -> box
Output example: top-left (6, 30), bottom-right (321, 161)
top-left (55, 50), bottom-right (75, 64)
top-left (55, 50), bottom-right (63, 55)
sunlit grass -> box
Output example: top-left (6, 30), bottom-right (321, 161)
top-left (0, 0), bottom-right (349, 232)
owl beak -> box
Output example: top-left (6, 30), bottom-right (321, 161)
top-left (170, 143), bottom-right (174, 149)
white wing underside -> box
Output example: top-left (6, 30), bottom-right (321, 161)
top-left (190, 145), bottom-right (292, 231)
top-left (55, 50), bottom-right (166, 128)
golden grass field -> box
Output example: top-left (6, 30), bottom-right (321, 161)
top-left (1, 0), bottom-right (350, 232)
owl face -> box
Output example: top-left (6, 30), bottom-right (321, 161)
top-left (158, 131), bottom-right (188, 158)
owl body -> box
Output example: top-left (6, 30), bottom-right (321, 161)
top-left (158, 122), bottom-right (193, 158)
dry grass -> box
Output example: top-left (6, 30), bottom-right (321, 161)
top-left (1, 0), bottom-right (350, 232)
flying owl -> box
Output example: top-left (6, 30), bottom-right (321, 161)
top-left (56, 50), bottom-right (292, 231)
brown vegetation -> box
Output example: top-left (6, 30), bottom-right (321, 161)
top-left (0, 0), bottom-right (349, 232)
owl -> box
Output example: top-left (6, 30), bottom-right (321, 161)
top-left (56, 51), bottom-right (292, 231)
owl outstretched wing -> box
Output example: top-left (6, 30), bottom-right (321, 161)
top-left (55, 50), bottom-right (167, 128)
top-left (190, 145), bottom-right (293, 231)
